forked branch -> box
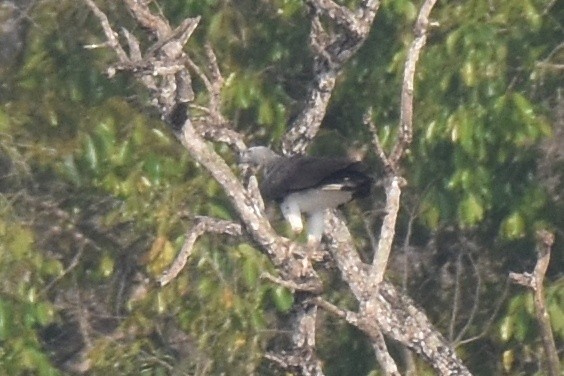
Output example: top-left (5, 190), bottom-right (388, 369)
top-left (158, 217), bottom-right (242, 287)
top-left (509, 230), bottom-right (560, 376)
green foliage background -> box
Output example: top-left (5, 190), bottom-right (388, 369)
top-left (0, 0), bottom-right (562, 374)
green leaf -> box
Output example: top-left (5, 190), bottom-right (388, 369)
top-left (512, 93), bottom-right (534, 121)
top-left (0, 298), bottom-right (12, 340)
top-left (62, 155), bottom-right (81, 185)
top-left (242, 257), bottom-right (259, 286)
top-left (143, 155), bottom-right (162, 185)
top-left (502, 350), bottom-right (514, 373)
top-left (461, 61), bottom-right (476, 87)
top-left (114, 139), bottom-right (133, 165)
top-left (548, 302), bottom-right (564, 338)
top-left (512, 309), bottom-right (531, 342)
top-left (9, 226), bottom-right (34, 258)
top-left (208, 202), bottom-right (232, 220)
top-left (155, 291), bottom-right (167, 314)
top-left (458, 194), bottom-right (484, 226)
top-left (522, 0), bottom-right (541, 29)
top-left (446, 30), bottom-right (461, 56)
top-left (41, 259), bottom-right (64, 277)
top-left (271, 286), bottom-right (293, 312)
top-left (83, 134), bottom-right (98, 171)
top-left (34, 302), bottom-right (55, 326)
top-left (258, 100), bottom-right (274, 125)
top-left (499, 315), bottom-right (513, 342)
top-left (98, 253), bottom-right (115, 278)
top-left (198, 278), bottom-right (215, 297)
top-left (420, 201), bottom-right (440, 230)
top-left (501, 212), bottom-right (526, 239)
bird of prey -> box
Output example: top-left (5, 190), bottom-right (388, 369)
top-left (240, 146), bottom-right (372, 246)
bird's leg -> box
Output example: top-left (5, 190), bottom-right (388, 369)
top-left (280, 198), bottom-right (303, 233)
top-left (306, 210), bottom-right (325, 250)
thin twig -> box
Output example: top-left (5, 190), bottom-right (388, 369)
top-left (457, 278), bottom-right (509, 345)
top-left (261, 272), bottom-right (323, 293)
top-left (454, 252), bottom-right (481, 343)
top-left (315, 296), bottom-right (400, 375)
top-left (40, 242), bottom-right (87, 295)
top-left (83, 0), bottom-right (129, 62)
top-left (448, 252), bottom-right (463, 341)
top-left (313, 297), bottom-right (347, 319)
top-left (401, 208), bottom-right (417, 291)
top-left (363, 108), bottom-right (393, 174)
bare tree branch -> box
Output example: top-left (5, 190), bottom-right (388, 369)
top-left (158, 217), bottom-right (242, 287)
top-left (370, 176), bottom-right (404, 284)
top-left (389, 0), bottom-right (438, 165)
top-left (364, 109), bottom-right (393, 173)
top-left (509, 230), bottom-right (560, 376)
top-left (457, 278), bottom-right (509, 346)
top-left (122, 0), bottom-right (171, 38)
top-left (371, 329), bottom-right (401, 376)
top-left (261, 272), bottom-right (322, 293)
top-left (281, 0), bottom-right (381, 155)
top-left (365, 0), bottom-right (438, 290)
top-left (84, 0), bottom-right (473, 374)
top-left (448, 252), bottom-right (463, 341)
top-left (325, 216), bottom-right (471, 375)
top-left (84, 4), bottom-right (327, 372)
top-left (315, 294), bottom-right (402, 374)
top-left (84, 0), bottom-right (129, 62)
top-left (265, 299), bottom-right (324, 375)
top-left (454, 252), bottom-right (482, 344)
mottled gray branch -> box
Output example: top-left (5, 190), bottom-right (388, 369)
top-left (370, 176), bottom-right (403, 284)
top-left (266, 298), bottom-right (324, 374)
top-left (364, 109), bottom-right (393, 173)
top-left (389, 0), bottom-right (438, 165)
top-left (325, 216), bottom-right (472, 375)
top-left (316, 296), bottom-right (403, 375)
top-left (509, 230), bottom-right (560, 376)
top-left (371, 329), bottom-right (401, 376)
top-left (85, 4), bottom-right (326, 373)
top-left (281, 0), bottom-right (381, 155)
top-left (122, 0), bottom-right (171, 38)
top-left (158, 217), bottom-right (242, 287)
top-left (84, 0), bottom-right (129, 62)
top-left (85, 0), bottom-right (472, 374)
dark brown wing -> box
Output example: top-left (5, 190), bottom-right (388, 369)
top-left (260, 156), bottom-right (371, 201)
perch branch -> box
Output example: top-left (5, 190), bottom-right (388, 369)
top-left (370, 176), bottom-right (404, 284)
top-left (85, 0), bottom-right (473, 374)
top-left (325, 215), bottom-right (471, 375)
top-left (85, 2), bottom-right (324, 373)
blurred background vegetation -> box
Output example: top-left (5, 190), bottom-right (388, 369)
top-left (0, 0), bottom-right (562, 374)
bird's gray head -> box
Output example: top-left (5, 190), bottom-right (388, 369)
top-left (239, 146), bottom-right (281, 168)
